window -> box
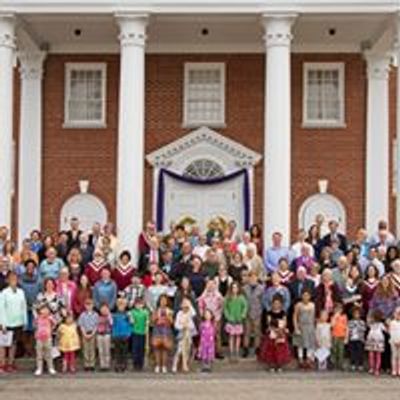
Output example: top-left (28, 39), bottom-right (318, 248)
top-left (303, 62), bottom-right (345, 128)
top-left (64, 63), bottom-right (107, 128)
top-left (183, 62), bottom-right (225, 127)
top-left (183, 159), bottom-right (224, 180)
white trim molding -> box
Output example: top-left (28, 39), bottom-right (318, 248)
top-left (146, 126), bottom-right (262, 169)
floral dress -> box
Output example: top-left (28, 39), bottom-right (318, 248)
top-left (198, 321), bottom-right (216, 362)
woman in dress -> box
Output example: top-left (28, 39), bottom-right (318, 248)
top-left (360, 264), bottom-right (380, 317)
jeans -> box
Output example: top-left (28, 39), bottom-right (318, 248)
top-left (113, 337), bottom-right (129, 370)
top-left (132, 334), bottom-right (146, 369)
top-left (348, 340), bottom-right (364, 368)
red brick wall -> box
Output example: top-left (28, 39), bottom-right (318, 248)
top-left (291, 53), bottom-right (367, 240)
top-left (144, 54), bottom-right (265, 226)
top-left (41, 55), bottom-right (119, 233)
top-left (14, 52), bottom-right (392, 241)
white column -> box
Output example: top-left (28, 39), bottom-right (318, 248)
top-left (17, 51), bottom-right (46, 245)
top-left (365, 53), bottom-right (391, 234)
top-left (0, 15), bottom-right (16, 229)
top-left (262, 14), bottom-right (296, 248)
top-left (116, 14), bottom-right (147, 261)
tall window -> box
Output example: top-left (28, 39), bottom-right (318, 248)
top-left (303, 62), bottom-right (345, 127)
top-left (64, 63), bottom-right (107, 128)
top-left (183, 62), bottom-right (225, 127)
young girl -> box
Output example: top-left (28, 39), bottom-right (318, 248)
top-left (258, 295), bottom-right (291, 372)
top-left (198, 309), bottom-right (216, 372)
top-left (348, 307), bottom-right (366, 371)
top-left (293, 288), bottom-right (316, 369)
top-left (315, 310), bottom-right (331, 371)
top-left (389, 307), bottom-right (400, 376)
top-left (172, 298), bottom-right (197, 373)
top-left (365, 310), bottom-right (386, 376)
top-left (223, 282), bottom-right (248, 362)
top-left (152, 294), bottom-right (174, 373)
top-left (58, 312), bottom-right (80, 373)
top-left (330, 302), bottom-right (348, 371)
top-left (34, 305), bottom-right (56, 376)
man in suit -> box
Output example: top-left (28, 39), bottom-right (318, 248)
top-left (66, 217), bottom-right (82, 251)
top-left (319, 219), bottom-right (348, 253)
top-left (88, 222), bottom-right (102, 249)
top-left (289, 266), bottom-right (315, 305)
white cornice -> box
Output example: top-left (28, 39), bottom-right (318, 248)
top-left (146, 126), bottom-right (262, 168)
top-left (1, 1), bottom-right (399, 15)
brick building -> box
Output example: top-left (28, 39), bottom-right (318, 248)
top-left (1, 0), bottom-right (400, 260)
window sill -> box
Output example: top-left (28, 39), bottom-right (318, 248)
top-left (62, 122), bottom-right (107, 130)
top-left (301, 122), bottom-right (347, 130)
top-left (182, 121), bottom-right (227, 129)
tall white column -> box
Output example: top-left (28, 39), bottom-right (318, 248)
top-left (262, 14), bottom-right (296, 248)
top-left (395, 21), bottom-right (400, 237)
top-left (17, 51), bottom-right (46, 245)
top-left (0, 15), bottom-right (16, 229)
top-left (365, 54), bottom-right (391, 234)
top-left (116, 14), bottom-right (147, 261)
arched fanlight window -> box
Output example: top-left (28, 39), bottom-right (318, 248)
top-left (183, 158), bottom-right (224, 180)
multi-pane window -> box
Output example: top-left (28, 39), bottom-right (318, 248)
top-left (184, 62), bottom-right (225, 126)
top-left (183, 159), bottom-right (224, 180)
top-left (303, 62), bottom-right (345, 127)
top-left (64, 63), bottom-right (107, 127)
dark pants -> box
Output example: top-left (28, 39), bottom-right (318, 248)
top-left (132, 334), bottom-right (146, 370)
top-left (349, 340), bottom-right (364, 367)
top-left (113, 337), bottom-right (129, 371)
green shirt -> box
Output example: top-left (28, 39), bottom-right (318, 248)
top-left (129, 308), bottom-right (149, 335)
top-left (223, 294), bottom-right (248, 324)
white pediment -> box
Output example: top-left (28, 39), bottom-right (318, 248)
top-left (146, 126), bottom-right (262, 173)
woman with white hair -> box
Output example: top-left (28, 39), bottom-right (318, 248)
top-left (56, 267), bottom-right (77, 312)
top-left (244, 243), bottom-right (265, 282)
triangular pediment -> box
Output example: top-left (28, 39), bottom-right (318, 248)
top-left (146, 126), bottom-right (262, 169)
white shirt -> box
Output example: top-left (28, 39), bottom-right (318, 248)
top-left (291, 241), bottom-right (314, 259)
top-left (389, 320), bottom-right (400, 345)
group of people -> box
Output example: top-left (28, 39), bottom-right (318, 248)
top-left (1, 216), bottom-right (400, 377)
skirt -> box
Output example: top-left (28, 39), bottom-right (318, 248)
top-left (258, 334), bottom-right (291, 366)
top-left (225, 323), bottom-right (244, 336)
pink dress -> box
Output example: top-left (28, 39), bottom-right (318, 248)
top-left (198, 321), bottom-right (216, 362)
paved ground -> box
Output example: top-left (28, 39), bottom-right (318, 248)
top-left (1, 369), bottom-right (400, 400)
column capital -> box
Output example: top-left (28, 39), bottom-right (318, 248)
top-left (261, 13), bottom-right (297, 48)
top-left (0, 14), bottom-right (16, 50)
top-left (18, 51), bottom-right (46, 81)
top-left (115, 13), bottom-right (148, 48)
top-left (365, 53), bottom-right (392, 81)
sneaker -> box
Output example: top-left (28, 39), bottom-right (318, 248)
top-left (358, 366), bottom-right (364, 372)
top-left (242, 348), bottom-right (249, 358)
top-left (171, 365), bottom-right (177, 374)
top-left (34, 369), bottom-right (42, 377)
top-left (162, 366), bottom-right (168, 374)
top-left (154, 366), bottom-right (160, 374)
top-left (49, 368), bottom-right (57, 376)
top-left (351, 365), bottom-right (356, 372)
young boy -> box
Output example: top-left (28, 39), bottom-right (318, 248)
top-left (242, 271), bottom-right (264, 357)
top-left (129, 297), bottom-right (150, 371)
top-left (348, 307), bottom-right (366, 371)
top-left (331, 302), bottom-right (348, 371)
top-left (112, 298), bottom-right (131, 372)
top-left (77, 298), bottom-right (99, 371)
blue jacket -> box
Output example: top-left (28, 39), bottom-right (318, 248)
top-left (112, 312), bottom-right (131, 338)
top-left (19, 273), bottom-right (40, 308)
top-left (93, 279), bottom-right (117, 311)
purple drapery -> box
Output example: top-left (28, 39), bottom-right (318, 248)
top-left (156, 168), bottom-right (250, 232)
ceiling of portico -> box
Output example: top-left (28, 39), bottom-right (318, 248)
top-left (17, 12), bottom-right (394, 53)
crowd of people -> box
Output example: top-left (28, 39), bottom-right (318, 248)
top-left (1, 216), bottom-right (400, 377)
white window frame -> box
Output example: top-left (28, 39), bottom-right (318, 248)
top-left (183, 62), bottom-right (226, 128)
top-left (64, 62), bottom-right (107, 129)
top-left (302, 62), bottom-right (346, 129)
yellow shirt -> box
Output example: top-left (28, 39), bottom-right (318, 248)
top-left (58, 323), bottom-right (80, 352)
